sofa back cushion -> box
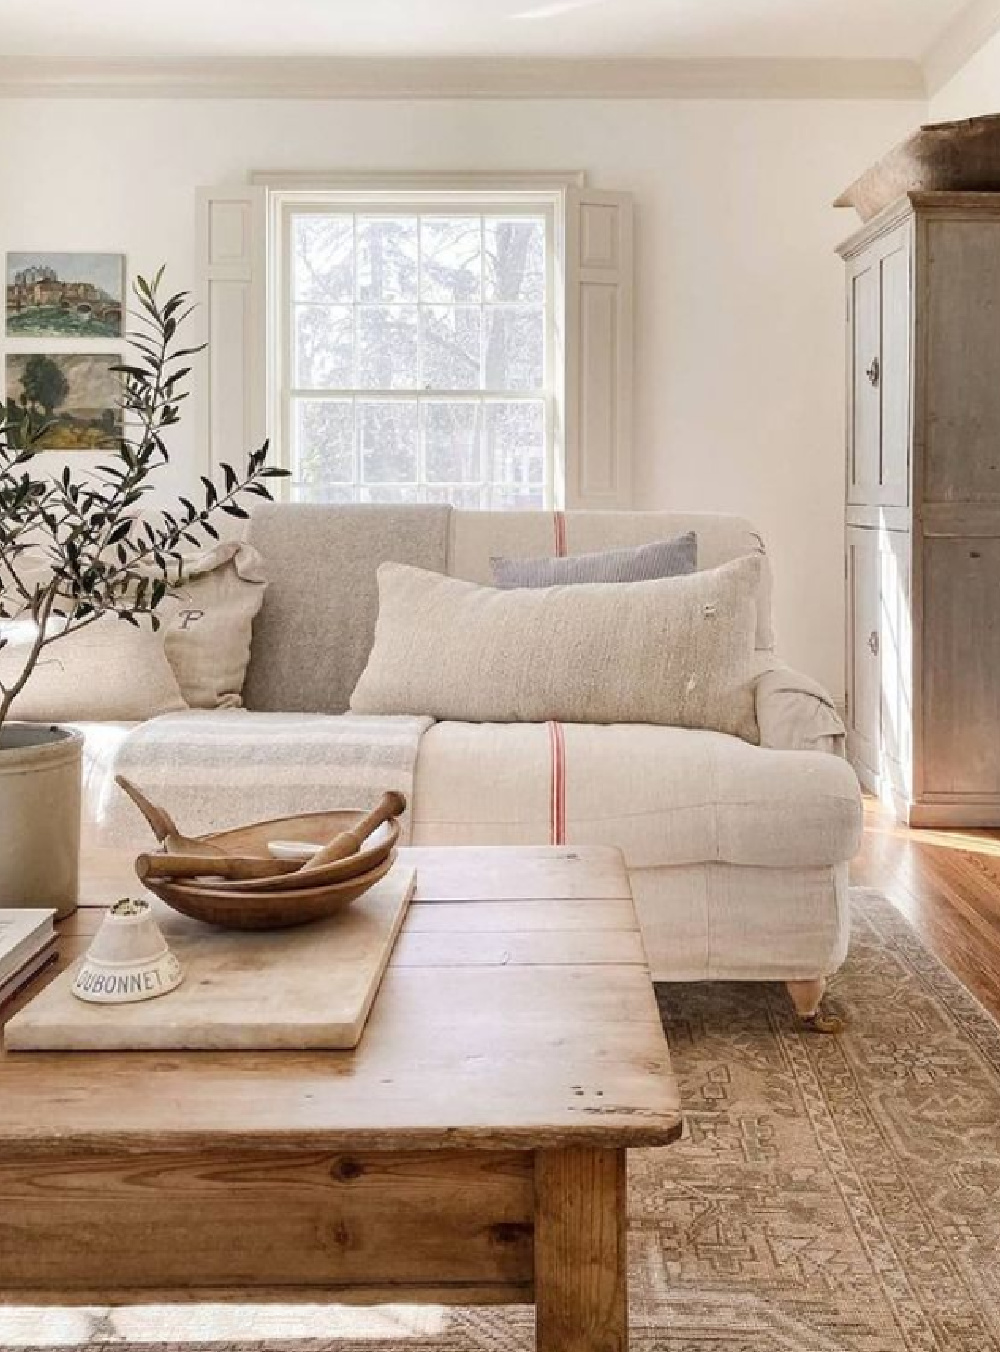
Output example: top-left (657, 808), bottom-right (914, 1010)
top-left (243, 503), bottom-right (452, 713)
top-left (451, 510), bottom-right (773, 650)
top-left (242, 504), bottom-right (771, 714)
top-left (350, 556), bottom-right (761, 740)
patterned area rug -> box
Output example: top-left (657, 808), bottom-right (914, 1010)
top-left (3, 888), bottom-right (1000, 1353)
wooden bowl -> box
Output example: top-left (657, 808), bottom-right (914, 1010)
top-left (144, 854), bottom-right (396, 930)
top-left (172, 817), bottom-right (401, 896)
top-left (197, 808), bottom-right (393, 859)
top-left (834, 115), bottom-right (1000, 221)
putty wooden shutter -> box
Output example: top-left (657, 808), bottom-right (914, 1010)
top-left (564, 187), bottom-right (634, 509)
top-left (196, 186), bottom-right (267, 477)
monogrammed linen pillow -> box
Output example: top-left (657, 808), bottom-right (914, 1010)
top-left (161, 541), bottom-right (266, 708)
top-left (351, 554), bottom-right (762, 740)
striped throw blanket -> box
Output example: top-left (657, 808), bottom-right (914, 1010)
top-left (88, 709), bottom-right (433, 850)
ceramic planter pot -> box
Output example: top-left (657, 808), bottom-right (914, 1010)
top-left (0, 723), bottom-right (83, 919)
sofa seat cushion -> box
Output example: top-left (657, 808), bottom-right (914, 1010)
top-left (411, 721), bottom-right (862, 870)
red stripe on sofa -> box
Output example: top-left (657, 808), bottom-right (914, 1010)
top-left (553, 511), bottom-right (567, 557)
top-left (548, 719), bottom-right (567, 846)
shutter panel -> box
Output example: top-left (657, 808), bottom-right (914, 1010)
top-left (196, 186), bottom-right (267, 478)
top-left (564, 187), bottom-right (634, 509)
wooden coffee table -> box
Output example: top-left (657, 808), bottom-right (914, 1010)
top-left (0, 844), bottom-right (680, 1352)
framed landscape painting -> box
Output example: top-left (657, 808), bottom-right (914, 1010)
top-left (6, 252), bottom-right (124, 338)
top-left (4, 353), bottom-right (122, 451)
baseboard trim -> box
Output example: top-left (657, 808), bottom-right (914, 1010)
top-left (906, 800), bottom-right (1000, 829)
top-left (849, 758), bottom-right (1000, 828)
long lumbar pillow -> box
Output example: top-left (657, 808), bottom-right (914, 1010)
top-left (490, 531), bottom-right (697, 588)
top-left (351, 555), bottom-right (762, 740)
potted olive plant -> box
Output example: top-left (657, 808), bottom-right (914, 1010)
top-left (0, 271), bottom-right (286, 915)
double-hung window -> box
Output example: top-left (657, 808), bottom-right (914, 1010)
top-left (197, 178), bottom-right (632, 511)
top-left (277, 192), bottom-right (560, 509)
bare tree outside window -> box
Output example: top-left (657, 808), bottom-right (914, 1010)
top-left (287, 207), bottom-right (550, 507)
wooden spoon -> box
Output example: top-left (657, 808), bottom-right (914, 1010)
top-left (115, 775), bottom-right (225, 859)
top-left (301, 791), bottom-right (406, 872)
top-left (144, 818), bottom-right (401, 896)
top-left (135, 852), bottom-right (302, 884)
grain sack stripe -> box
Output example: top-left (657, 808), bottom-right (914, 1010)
top-left (548, 719), bottom-right (567, 846)
top-left (553, 511), bottom-right (567, 557)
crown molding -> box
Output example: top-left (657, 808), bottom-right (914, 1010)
top-left (0, 55), bottom-right (926, 101)
top-left (922, 0), bottom-right (1000, 96)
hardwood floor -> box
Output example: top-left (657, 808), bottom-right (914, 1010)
top-left (852, 797), bottom-right (1000, 1019)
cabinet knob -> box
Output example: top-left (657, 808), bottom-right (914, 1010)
top-left (868, 630), bottom-right (879, 657)
top-left (865, 356), bottom-right (880, 387)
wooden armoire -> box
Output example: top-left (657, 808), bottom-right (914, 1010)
top-left (838, 192), bottom-right (1000, 827)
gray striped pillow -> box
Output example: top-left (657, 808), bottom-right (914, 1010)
top-left (490, 532), bottom-right (697, 589)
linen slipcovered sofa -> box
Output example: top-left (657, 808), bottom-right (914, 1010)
top-left (71, 505), bottom-right (862, 1014)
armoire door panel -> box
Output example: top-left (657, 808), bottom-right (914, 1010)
top-left (878, 530), bottom-right (911, 798)
top-left (848, 264), bottom-right (881, 505)
top-left (924, 219), bottom-right (1000, 503)
top-left (846, 527), bottom-right (880, 779)
top-left (878, 234), bottom-right (911, 507)
top-left (921, 537), bottom-right (1000, 797)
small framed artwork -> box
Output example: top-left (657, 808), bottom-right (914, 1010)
top-left (4, 353), bottom-right (122, 451)
top-left (6, 252), bottom-right (125, 339)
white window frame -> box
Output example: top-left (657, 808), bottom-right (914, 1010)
top-left (259, 173), bottom-right (582, 509)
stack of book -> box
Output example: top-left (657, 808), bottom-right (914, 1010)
top-left (0, 909), bottom-right (58, 1010)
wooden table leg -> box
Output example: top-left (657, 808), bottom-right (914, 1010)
top-left (533, 1147), bottom-right (627, 1352)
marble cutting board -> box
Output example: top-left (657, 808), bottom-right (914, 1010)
top-left (5, 864), bottom-right (416, 1052)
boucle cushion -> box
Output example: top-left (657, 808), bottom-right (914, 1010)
top-left (351, 555), bottom-right (762, 739)
top-left (0, 617), bottom-right (187, 723)
top-left (490, 532), bottom-right (697, 588)
top-left (161, 541), bottom-right (266, 709)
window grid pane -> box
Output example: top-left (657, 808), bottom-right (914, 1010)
top-left (287, 209), bottom-right (549, 508)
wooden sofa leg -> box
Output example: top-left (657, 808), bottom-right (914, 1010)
top-left (786, 979), bottom-right (843, 1034)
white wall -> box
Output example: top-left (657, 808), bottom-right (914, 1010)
top-left (0, 95), bottom-right (924, 694)
top-left (931, 28), bottom-right (1000, 118)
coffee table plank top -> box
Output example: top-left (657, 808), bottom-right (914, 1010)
top-left (410, 846), bottom-right (633, 901)
top-left (0, 846), bottom-right (680, 1155)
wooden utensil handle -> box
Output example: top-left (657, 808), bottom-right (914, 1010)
top-left (303, 791), bottom-right (406, 872)
top-left (115, 776), bottom-right (180, 844)
top-left (136, 853), bottom-right (301, 883)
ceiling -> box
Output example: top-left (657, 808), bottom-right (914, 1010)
top-left (0, 0), bottom-right (975, 63)
top-left (0, 0), bottom-right (993, 99)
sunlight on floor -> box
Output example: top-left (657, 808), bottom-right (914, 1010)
top-left (863, 801), bottom-right (1000, 859)
top-left (0, 1303), bottom-right (451, 1349)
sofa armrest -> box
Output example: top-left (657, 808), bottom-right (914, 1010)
top-left (753, 660), bottom-right (846, 755)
